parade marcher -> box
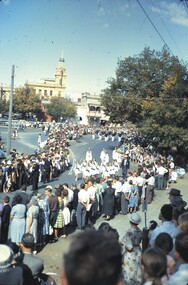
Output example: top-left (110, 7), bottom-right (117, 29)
top-left (85, 148), bottom-right (92, 163)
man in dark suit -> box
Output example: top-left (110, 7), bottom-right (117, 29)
top-left (20, 233), bottom-right (44, 281)
top-left (11, 184), bottom-right (30, 207)
top-left (121, 154), bottom-right (130, 178)
top-left (20, 233), bottom-right (55, 284)
top-left (1, 196), bottom-right (11, 244)
top-left (30, 161), bottom-right (40, 191)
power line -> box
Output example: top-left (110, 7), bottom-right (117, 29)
top-left (136, 0), bottom-right (174, 56)
top-left (181, 0), bottom-right (188, 16)
top-left (150, 0), bottom-right (184, 59)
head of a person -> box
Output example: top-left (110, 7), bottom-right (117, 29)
top-left (71, 183), bottom-right (77, 190)
top-left (0, 245), bottom-right (14, 269)
top-left (175, 232), bottom-right (188, 263)
top-left (98, 222), bottom-right (119, 241)
top-left (15, 194), bottom-right (22, 205)
top-left (80, 183), bottom-right (85, 190)
top-left (55, 188), bottom-right (62, 197)
top-left (96, 177), bottom-right (101, 184)
top-left (107, 180), bottom-right (112, 187)
top-left (30, 196), bottom-right (38, 206)
top-left (63, 183), bottom-right (69, 189)
top-left (20, 184), bottom-right (27, 192)
top-left (160, 204), bottom-right (173, 221)
top-left (141, 247), bottom-right (167, 282)
top-left (149, 220), bottom-right (158, 231)
top-left (178, 212), bottom-right (188, 232)
top-left (62, 229), bottom-right (122, 285)
top-left (155, 233), bottom-right (173, 255)
top-left (128, 213), bottom-right (141, 226)
top-left (63, 189), bottom-right (68, 198)
top-left (21, 233), bottom-right (35, 250)
top-left (168, 188), bottom-right (182, 203)
top-left (3, 195), bottom-right (10, 204)
top-left (45, 185), bottom-right (52, 196)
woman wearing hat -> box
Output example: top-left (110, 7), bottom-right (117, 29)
top-left (121, 212), bottom-right (143, 285)
top-left (26, 196), bottom-right (39, 253)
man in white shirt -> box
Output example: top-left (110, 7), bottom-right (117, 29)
top-left (112, 176), bottom-right (122, 215)
top-left (156, 164), bottom-right (168, 190)
top-left (120, 178), bottom-right (131, 215)
top-left (87, 179), bottom-right (96, 224)
top-left (145, 172), bottom-right (155, 204)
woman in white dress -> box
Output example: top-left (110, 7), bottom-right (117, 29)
top-left (74, 162), bottom-right (81, 181)
top-left (61, 189), bottom-right (70, 238)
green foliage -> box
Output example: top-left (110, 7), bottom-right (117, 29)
top-left (101, 46), bottom-right (188, 150)
top-left (13, 85), bottom-right (42, 119)
top-left (0, 99), bottom-right (9, 113)
top-left (47, 96), bottom-right (77, 121)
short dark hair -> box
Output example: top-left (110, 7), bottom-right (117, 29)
top-left (155, 233), bottom-right (173, 254)
top-left (20, 184), bottom-right (27, 191)
top-left (63, 230), bottom-right (122, 285)
top-left (141, 247), bottom-right (167, 280)
top-left (175, 232), bottom-right (188, 262)
top-left (3, 196), bottom-right (10, 203)
top-left (21, 233), bottom-right (34, 249)
top-left (15, 194), bottom-right (22, 204)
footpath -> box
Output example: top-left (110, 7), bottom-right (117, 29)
top-left (37, 169), bottom-right (188, 285)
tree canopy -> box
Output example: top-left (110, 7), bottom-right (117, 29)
top-left (13, 85), bottom-right (42, 119)
top-left (101, 46), bottom-right (188, 150)
top-left (47, 96), bottom-right (77, 122)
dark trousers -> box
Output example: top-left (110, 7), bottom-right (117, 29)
top-left (120, 194), bottom-right (128, 214)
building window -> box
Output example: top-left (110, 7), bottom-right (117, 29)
top-left (38, 89), bottom-right (42, 95)
top-left (44, 90), bottom-right (47, 96)
top-left (50, 90), bottom-right (53, 96)
top-left (58, 91), bottom-right (61, 97)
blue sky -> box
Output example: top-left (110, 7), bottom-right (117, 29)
top-left (0, 0), bottom-right (188, 99)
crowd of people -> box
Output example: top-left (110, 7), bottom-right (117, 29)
top-left (0, 122), bottom-right (188, 285)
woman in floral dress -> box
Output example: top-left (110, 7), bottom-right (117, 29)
top-left (53, 188), bottom-right (64, 240)
top-left (121, 212), bottom-right (143, 285)
top-left (37, 192), bottom-right (49, 245)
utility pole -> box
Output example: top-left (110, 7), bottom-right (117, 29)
top-left (7, 65), bottom-right (15, 155)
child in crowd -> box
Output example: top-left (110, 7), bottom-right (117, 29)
top-left (168, 232), bottom-right (188, 284)
top-left (155, 233), bottom-right (175, 278)
top-left (141, 247), bottom-right (167, 285)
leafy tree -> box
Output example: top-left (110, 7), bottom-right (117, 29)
top-left (47, 96), bottom-right (77, 122)
top-left (13, 85), bottom-right (42, 119)
top-left (0, 98), bottom-right (9, 114)
top-left (101, 46), bottom-right (188, 150)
